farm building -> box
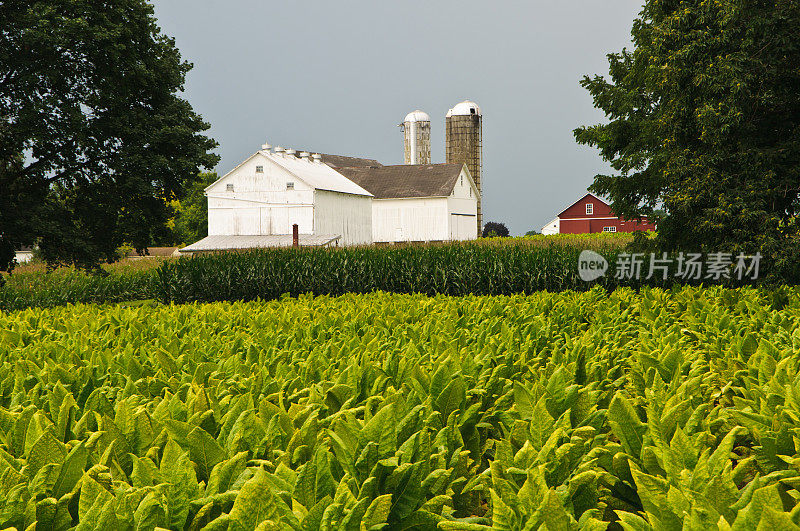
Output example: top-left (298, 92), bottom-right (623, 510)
top-left (14, 246), bottom-right (33, 264)
top-left (180, 146), bottom-right (375, 254)
top-left (541, 193), bottom-right (656, 235)
top-left (181, 101), bottom-right (482, 253)
top-left (339, 164), bottom-right (479, 243)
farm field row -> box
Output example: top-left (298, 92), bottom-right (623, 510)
top-left (0, 234), bottom-right (634, 312)
top-left (0, 287), bottom-right (799, 529)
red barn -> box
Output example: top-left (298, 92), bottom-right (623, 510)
top-left (540, 193), bottom-right (656, 235)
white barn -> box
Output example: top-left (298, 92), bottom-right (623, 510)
top-left (14, 247), bottom-right (33, 264)
top-left (181, 143), bottom-right (480, 253)
top-left (338, 164), bottom-right (479, 242)
top-left (181, 145), bottom-right (374, 253)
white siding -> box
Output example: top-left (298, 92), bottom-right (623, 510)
top-left (447, 168), bottom-right (479, 240)
top-left (314, 190), bottom-right (372, 245)
top-left (541, 217), bottom-right (560, 235)
top-left (373, 198), bottom-right (450, 242)
top-left (449, 214), bottom-right (477, 240)
top-left (15, 251), bottom-right (33, 264)
top-left (207, 153), bottom-right (315, 236)
top-left (372, 168), bottom-right (478, 243)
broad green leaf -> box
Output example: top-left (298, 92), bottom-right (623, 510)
top-left (295, 446), bottom-right (335, 509)
top-left (361, 493), bottom-right (393, 529)
top-left (186, 426), bottom-right (227, 481)
top-left (228, 467), bottom-right (299, 530)
top-left (134, 490), bottom-right (169, 531)
top-left (435, 378), bottom-right (466, 423)
top-left (608, 393), bottom-right (646, 459)
top-left (358, 403), bottom-right (396, 460)
top-left (207, 451), bottom-right (249, 496)
top-left (27, 431), bottom-right (67, 480)
top-left (388, 461), bottom-right (426, 522)
top-left (615, 511), bottom-right (654, 531)
top-left (52, 441), bottom-right (88, 498)
top-left (731, 484), bottom-right (785, 531)
top-left (160, 438), bottom-right (198, 530)
top-left (35, 496), bottom-right (72, 531)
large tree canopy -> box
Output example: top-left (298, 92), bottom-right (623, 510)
top-left (575, 0), bottom-right (800, 275)
top-left (0, 0), bottom-right (219, 271)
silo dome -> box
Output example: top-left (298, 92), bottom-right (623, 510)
top-left (446, 100), bottom-right (481, 117)
top-left (404, 110), bottom-right (430, 123)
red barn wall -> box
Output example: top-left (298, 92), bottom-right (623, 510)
top-left (560, 195), bottom-right (614, 219)
top-left (558, 194), bottom-right (656, 234)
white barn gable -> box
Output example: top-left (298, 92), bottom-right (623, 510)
top-left (198, 147), bottom-right (372, 247)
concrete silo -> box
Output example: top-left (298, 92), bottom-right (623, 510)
top-left (401, 110), bottom-right (431, 165)
top-left (446, 100), bottom-right (482, 236)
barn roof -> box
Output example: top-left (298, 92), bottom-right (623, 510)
top-left (337, 163), bottom-right (466, 199)
top-left (266, 151), bottom-right (373, 196)
top-left (295, 152), bottom-right (382, 169)
top-left (206, 148), bottom-right (379, 197)
top-left (179, 234), bottom-right (341, 254)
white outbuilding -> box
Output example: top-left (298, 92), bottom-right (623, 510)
top-left (338, 164), bottom-right (479, 242)
top-left (540, 217), bottom-right (560, 235)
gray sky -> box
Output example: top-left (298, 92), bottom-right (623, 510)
top-left (150, 0), bottom-right (642, 235)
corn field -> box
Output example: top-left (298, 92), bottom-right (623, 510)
top-left (155, 244), bottom-right (643, 305)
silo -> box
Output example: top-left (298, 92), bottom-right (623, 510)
top-left (446, 100), bottom-right (482, 236)
top-left (401, 110), bottom-right (431, 165)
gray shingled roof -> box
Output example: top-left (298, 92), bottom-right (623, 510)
top-left (337, 164), bottom-right (464, 199)
top-left (291, 151), bottom-right (382, 169)
top-left (179, 234), bottom-right (341, 253)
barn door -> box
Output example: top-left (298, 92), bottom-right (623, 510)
top-left (260, 208), bottom-right (271, 235)
top-left (271, 207), bottom-right (289, 235)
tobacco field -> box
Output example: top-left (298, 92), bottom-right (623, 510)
top-left (1, 286), bottom-right (799, 530)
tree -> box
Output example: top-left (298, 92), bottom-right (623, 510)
top-left (574, 1), bottom-right (800, 275)
top-left (482, 222), bottom-right (510, 238)
top-left (0, 0), bottom-right (219, 272)
top-left (169, 171), bottom-right (218, 245)
top-left (525, 230), bottom-right (539, 236)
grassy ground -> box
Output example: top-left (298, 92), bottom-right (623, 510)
top-left (6, 256), bottom-right (169, 277)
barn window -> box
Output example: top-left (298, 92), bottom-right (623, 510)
top-left (461, 175), bottom-right (464, 186)
top-left (226, 184), bottom-right (234, 192)
top-left (603, 226), bottom-right (617, 233)
top-left (469, 188), bottom-right (472, 197)
top-left (585, 203), bottom-right (593, 215)
top-left (255, 165), bottom-right (264, 173)
top-left (286, 182), bottom-right (295, 190)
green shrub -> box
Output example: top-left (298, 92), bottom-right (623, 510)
top-left (0, 266), bottom-right (159, 311)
